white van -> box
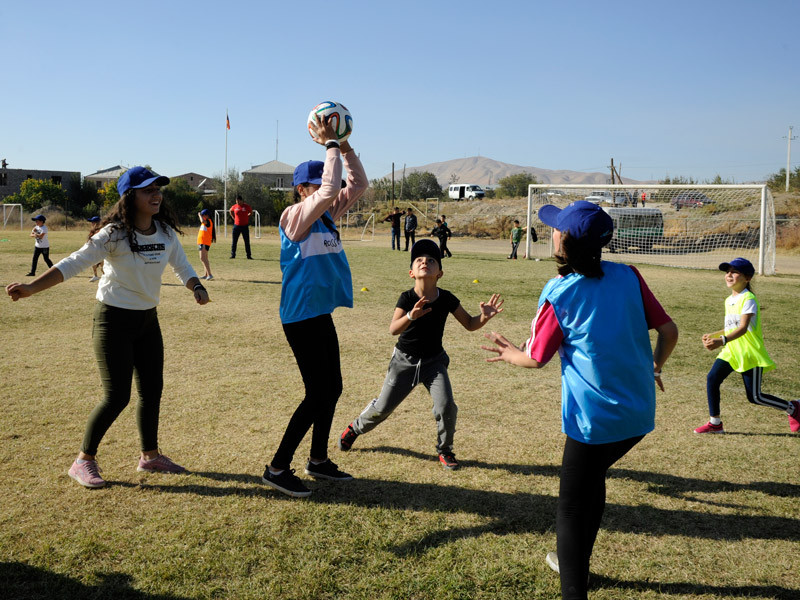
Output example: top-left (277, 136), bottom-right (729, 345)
top-left (448, 184), bottom-right (485, 200)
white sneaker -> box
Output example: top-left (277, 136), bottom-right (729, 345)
top-left (546, 552), bottom-right (559, 574)
top-left (205, 275), bottom-right (214, 281)
top-left (89, 276), bottom-right (99, 282)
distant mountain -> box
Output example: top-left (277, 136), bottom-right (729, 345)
top-left (382, 156), bottom-right (646, 186)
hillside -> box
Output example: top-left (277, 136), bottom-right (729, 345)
top-left (382, 156), bottom-right (647, 186)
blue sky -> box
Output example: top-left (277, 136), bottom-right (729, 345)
top-left (2, 0), bottom-right (797, 184)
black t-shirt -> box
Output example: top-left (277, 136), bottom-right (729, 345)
top-left (395, 288), bottom-right (461, 358)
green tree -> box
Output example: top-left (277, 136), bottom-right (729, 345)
top-left (99, 178), bottom-right (120, 211)
top-left (766, 166), bottom-right (800, 191)
top-left (400, 171), bottom-right (442, 200)
top-left (6, 178), bottom-right (68, 212)
top-left (659, 175), bottom-right (697, 185)
top-left (161, 178), bottom-right (205, 224)
top-left (497, 173), bottom-right (538, 198)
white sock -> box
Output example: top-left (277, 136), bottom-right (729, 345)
top-left (710, 417), bottom-right (722, 425)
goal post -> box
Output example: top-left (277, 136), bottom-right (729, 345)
top-left (526, 184), bottom-right (775, 275)
top-left (338, 212), bottom-right (375, 241)
top-left (1, 204), bottom-right (23, 229)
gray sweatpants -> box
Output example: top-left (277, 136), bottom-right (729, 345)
top-left (353, 348), bottom-right (457, 453)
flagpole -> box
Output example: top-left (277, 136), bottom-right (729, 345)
top-left (224, 109), bottom-right (229, 238)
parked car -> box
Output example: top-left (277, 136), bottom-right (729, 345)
top-left (584, 190), bottom-right (633, 206)
top-left (671, 191), bottom-right (714, 210)
top-left (448, 184), bottom-right (485, 200)
top-left (602, 207), bottom-right (664, 252)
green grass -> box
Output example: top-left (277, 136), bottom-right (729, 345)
top-left (1, 228), bottom-right (798, 599)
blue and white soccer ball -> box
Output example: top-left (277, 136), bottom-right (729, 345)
top-left (307, 101), bottom-right (353, 142)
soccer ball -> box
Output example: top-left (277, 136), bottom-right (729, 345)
top-left (307, 101), bottom-right (353, 142)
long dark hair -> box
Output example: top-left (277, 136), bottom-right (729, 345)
top-left (555, 230), bottom-right (604, 279)
top-left (89, 188), bottom-right (183, 251)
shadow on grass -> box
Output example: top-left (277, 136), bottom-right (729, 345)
top-left (369, 444), bottom-right (800, 501)
top-left (591, 574), bottom-right (799, 599)
top-left (118, 455), bottom-right (800, 557)
top-left (0, 561), bottom-right (191, 600)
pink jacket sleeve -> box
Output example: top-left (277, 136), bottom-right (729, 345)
top-left (280, 148), bottom-right (368, 241)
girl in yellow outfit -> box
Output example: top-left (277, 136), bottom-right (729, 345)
top-left (197, 209), bottom-right (216, 280)
top-left (695, 258), bottom-right (799, 434)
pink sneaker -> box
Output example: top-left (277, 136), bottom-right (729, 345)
top-left (68, 459), bottom-right (106, 488)
top-left (694, 421), bottom-right (725, 434)
top-left (788, 400), bottom-right (800, 433)
top-left (137, 454), bottom-right (187, 474)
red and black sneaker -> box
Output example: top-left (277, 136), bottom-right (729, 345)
top-left (788, 400), bottom-right (800, 433)
top-left (338, 423), bottom-right (359, 451)
top-left (438, 452), bottom-right (460, 470)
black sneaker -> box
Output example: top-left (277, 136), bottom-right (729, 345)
top-left (338, 423), bottom-right (358, 451)
top-left (304, 459), bottom-right (353, 481)
top-left (261, 467), bottom-right (311, 498)
top-left (25, 273), bottom-right (35, 276)
top-left (438, 452), bottom-right (460, 470)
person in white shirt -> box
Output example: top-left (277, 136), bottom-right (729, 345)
top-left (6, 167), bottom-right (210, 489)
top-left (26, 215), bottom-right (53, 276)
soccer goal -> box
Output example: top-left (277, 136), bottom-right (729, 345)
top-left (338, 212), bottom-right (375, 241)
top-left (1, 203), bottom-right (23, 229)
top-left (526, 184), bottom-right (776, 275)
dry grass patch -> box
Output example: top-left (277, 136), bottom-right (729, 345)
top-left (1, 229), bottom-right (798, 599)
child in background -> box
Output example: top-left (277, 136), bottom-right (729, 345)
top-left (430, 219), bottom-right (452, 259)
top-left (694, 257), bottom-right (800, 434)
top-left (26, 215), bottom-right (53, 276)
top-left (197, 209), bottom-right (216, 280)
top-left (338, 239), bottom-right (503, 470)
top-left (508, 219), bottom-right (523, 259)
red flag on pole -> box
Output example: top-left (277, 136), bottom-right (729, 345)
top-left (226, 113), bottom-right (230, 130)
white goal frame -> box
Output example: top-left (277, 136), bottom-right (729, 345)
top-left (338, 212), bottom-right (375, 241)
top-left (1, 203), bottom-right (23, 229)
top-left (526, 184), bottom-right (775, 275)
top-left (214, 210), bottom-right (261, 239)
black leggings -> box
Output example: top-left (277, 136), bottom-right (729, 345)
top-left (271, 314), bottom-right (342, 470)
top-left (31, 247), bottom-right (53, 274)
top-left (557, 434), bottom-right (644, 600)
top-left (82, 303), bottom-right (164, 455)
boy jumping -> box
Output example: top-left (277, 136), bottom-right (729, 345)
top-left (338, 239), bottom-right (503, 469)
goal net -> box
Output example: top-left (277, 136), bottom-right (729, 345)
top-left (2, 203), bottom-right (23, 229)
top-left (338, 212), bottom-right (375, 242)
top-left (526, 184), bottom-right (775, 275)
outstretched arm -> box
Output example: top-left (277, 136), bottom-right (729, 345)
top-left (6, 267), bottom-right (64, 301)
top-left (481, 331), bottom-right (543, 368)
top-left (452, 294), bottom-right (504, 331)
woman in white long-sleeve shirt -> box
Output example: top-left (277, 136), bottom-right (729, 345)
top-left (6, 167), bottom-right (210, 489)
top-left (261, 115), bottom-right (368, 498)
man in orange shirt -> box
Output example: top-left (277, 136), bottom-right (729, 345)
top-left (229, 194), bottom-right (253, 259)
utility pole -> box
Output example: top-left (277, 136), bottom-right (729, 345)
top-left (784, 126), bottom-right (796, 192)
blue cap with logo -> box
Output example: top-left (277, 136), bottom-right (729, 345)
top-left (117, 166), bottom-right (170, 196)
top-left (293, 160), bottom-right (324, 187)
top-left (719, 257), bottom-right (754, 278)
top-left (538, 200), bottom-right (614, 249)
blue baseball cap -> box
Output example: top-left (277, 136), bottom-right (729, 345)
top-left (31, 215), bottom-right (46, 222)
top-left (293, 160), bottom-right (324, 186)
top-left (117, 166), bottom-right (170, 196)
top-left (719, 258), bottom-right (754, 278)
top-left (86, 216), bottom-right (101, 223)
top-left (200, 209), bottom-right (211, 216)
top-left (538, 200), bottom-right (613, 249)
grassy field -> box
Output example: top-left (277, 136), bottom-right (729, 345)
top-left (1, 228), bottom-right (798, 600)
